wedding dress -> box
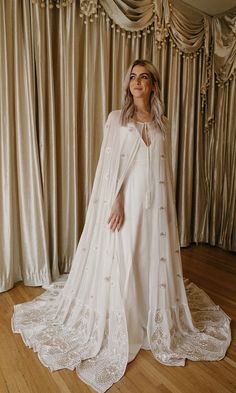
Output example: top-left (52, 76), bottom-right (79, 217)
top-left (12, 110), bottom-right (231, 393)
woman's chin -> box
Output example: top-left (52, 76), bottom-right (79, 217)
top-left (132, 92), bottom-right (145, 99)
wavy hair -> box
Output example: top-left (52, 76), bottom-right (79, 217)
top-left (120, 59), bottom-right (168, 134)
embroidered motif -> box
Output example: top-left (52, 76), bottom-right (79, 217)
top-left (160, 283), bottom-right (167, 288)
top-left (160, 257), bottom-right (167, 262)
top-left (160, 232), bottom-right (167, 237)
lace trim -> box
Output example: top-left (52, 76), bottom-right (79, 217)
top-left (12, 284), bottom-right (128, 392)
top-left (149, 282), bottom-right (231, 366)
top-left (12, 280), bottom-right (231, 392)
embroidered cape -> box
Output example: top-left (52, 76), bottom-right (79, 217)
top-left (12, 110), bottom-right (231, 393)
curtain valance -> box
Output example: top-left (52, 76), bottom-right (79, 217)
top-left (213, 8), bottom-right (236, 85)
top-left (31, 0), bottom-right (236, 85)
top-left (169, 0), bottom-right (210, 55)
top-left (93, 0), bottom-right (209, 55)
top-left (32, 0), bottom-right (207, 53)
top-left (96, 1), bottom-right (236, 84)
top-left (100, 0), bottom-right (155, 31)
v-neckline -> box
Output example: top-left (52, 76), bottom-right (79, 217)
top-left (134, 122), bottom-right (152, 148)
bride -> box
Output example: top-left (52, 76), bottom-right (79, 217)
top-left (12, 59), bottom-right (231, 393)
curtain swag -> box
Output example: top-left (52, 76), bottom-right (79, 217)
top-left (213, 8), bottom-right (236, 84)
top-left (31, 0), bottom-right (236, 88)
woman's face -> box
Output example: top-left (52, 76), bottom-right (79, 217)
top-left (129, 65), bottom-right (154, 101)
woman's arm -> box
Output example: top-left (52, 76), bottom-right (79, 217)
top-left (107, 186), bottom-right (124, 232)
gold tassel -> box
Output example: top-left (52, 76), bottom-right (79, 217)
top-left (31, 0), bottom-right (74, 9)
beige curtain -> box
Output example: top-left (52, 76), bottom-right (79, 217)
top-left (0, 0), bottom-right (52, 291)
top-left (0, 0), bottom-right (235, 292)
top-left (206, 8), bottom-right (236, 250)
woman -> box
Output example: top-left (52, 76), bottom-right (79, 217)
top-left (12, 60), bottom-right (231, 393)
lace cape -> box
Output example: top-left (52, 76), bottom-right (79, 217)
top-left (12, 110), bottom-right (231, 393)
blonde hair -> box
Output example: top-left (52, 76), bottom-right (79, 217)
top-left (120, 59), bottom-right (168, 134)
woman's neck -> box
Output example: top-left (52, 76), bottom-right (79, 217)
top-left (134, 99), bottom-right (150, 114)
top-left (133, 100), bottom-right (152, 122)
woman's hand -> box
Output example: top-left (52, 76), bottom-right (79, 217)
top-left (107, 189), bottom-right (124, 232)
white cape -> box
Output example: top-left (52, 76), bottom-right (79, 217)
top-left (12, 110), bottom-right (231, 393)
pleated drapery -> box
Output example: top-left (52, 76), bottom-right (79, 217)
top-left (0, 0), bottom-right (236, 292)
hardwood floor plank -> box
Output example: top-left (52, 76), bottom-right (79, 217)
top-left (131, 354), bottom-right (183, 393)
top-left (114, 374), bottom-right (143, 393)
top-left (225, 356), bottom-right (236, 369)
top-left (0, 368), bottom-right (10, 393)
top-left (57, 370), bottom-right (95, 393)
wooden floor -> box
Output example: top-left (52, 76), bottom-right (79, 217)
top-left (0, 244), bottom-right (235, 393)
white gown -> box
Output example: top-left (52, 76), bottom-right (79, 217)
top-left (12, 115), bottom-right (231, 393)
top-left (118, 121), bottom-right (168, 360)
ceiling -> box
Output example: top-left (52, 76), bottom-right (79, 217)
top-left (181, 0), bottom-right (236, 15)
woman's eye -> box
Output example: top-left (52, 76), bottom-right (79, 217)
top-left (141, 75), bottom-right (148, 79)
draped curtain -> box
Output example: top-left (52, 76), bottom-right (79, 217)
top-left (0, 0), bottom-right (235, 292)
